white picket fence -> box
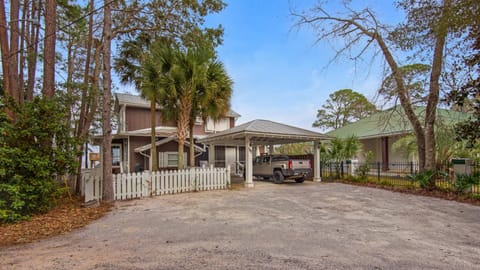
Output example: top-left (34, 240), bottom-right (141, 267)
top-left (82, 166), bottom-right (231, 202)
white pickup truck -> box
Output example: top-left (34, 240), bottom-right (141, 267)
top-left (252, 155), bottom-right (311, 184)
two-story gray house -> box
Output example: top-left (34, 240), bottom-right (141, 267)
top-left (95, 93), bottom-right (243, 174)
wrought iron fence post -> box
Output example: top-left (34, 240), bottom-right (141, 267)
top-left (341, 161), bottom-right (344, 178)
top-left (410, 161), bottom-right (414, 175)
top-left (377, 162), bottom-right (381, 181)
top-left (328, 162), bottom-right (332, 178)
top-left (320, 160), bottom-right (323, 178)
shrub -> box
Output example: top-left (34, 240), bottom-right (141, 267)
top-left (408, 170), bottom-right (435, 189)
top-left (0, 97), bottom-right (79, 223)
top-left (356, 150), bottom-right (373, 180)
top-left (379, 179), bottom-right (394, 186)
top-left (408, 170), bottom-right (448, 190)
top-left (454, 173), bottom-right (480, 194)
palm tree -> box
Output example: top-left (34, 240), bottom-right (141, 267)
top-left (156, 46), bottom-right (212, 169)
top-left (114, 37), bottom-right (169, 172)
top-left (140, 55), bottom-right (162, 171)
top-left (324, 136), bottom-right (361, 178)
top-left (188, 59), bottom-right (233, 167)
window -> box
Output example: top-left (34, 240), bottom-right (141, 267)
top-left (205, 118), bottom-right (230, 132)
top-left (195, 116), bottom-right (203, 125)
top-left (272, 155), bottom-right (288, 162)
top-left (167, 153), bottom-right (178, 167)
top-left (160, 152), bottom-right (187, 167)
top-left (112, 144), bottom-right (121, 166)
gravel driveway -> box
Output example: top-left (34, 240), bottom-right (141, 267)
top-left (1, 181), bottom-right (480, 270)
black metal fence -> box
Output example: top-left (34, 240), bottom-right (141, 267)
top-left (320, 161), bottom-right (480, 195)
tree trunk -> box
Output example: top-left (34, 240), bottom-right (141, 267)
top-left (150, 98), bottom-right (158, 171)
top-left (178, 139), bottom-right (185, 170)
top-left (177, 94), bottom-right (192, 169)
top-left (8, 0), bottom-right (19, 102)
top-left (65, 40), bottom-right (77, 192)
top-left (26, 0), bottom-right (41, 101)
top-left (43, 0), bottom-right (56, 98)
top-left (371, 29), bottom-right (426, 171)
top-left (424, 0), bottom-right (450, 185)
top-left (189, 122), bottom-right (195, 167)
top-left (75, 0), bottom-right (96, 194)
top-left (102, 0), bottom-right (114, 202)
top-left (0, 0), bottom-right (20, 106)
top-left (18, 0), bottom-right (28, 105)
top-left (76, 41), bottom-right (101, 194)
top-left (0, 0), bottom-right (11, 102)
top-left (66, 42), bottom-right (75, 128)
top-left (77, 0), bottom-right (94, 142)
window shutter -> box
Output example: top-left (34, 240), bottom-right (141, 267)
top-left (158, 152), bottom-right (164, 168)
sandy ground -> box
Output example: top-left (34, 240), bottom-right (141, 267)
top-left (1, 181), bottom-right (480, 270)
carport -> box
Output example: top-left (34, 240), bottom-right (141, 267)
top-left (197, 119), bottom-right (332, 187)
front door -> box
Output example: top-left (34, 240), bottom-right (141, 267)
top-left (225, 147), bottom-right (236, 172)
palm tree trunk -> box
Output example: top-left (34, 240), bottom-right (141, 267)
top-left (189, 123), bottom-right (195, 167)
top-left (150, 98), bottom-right (158, 171)
top-left (177, 95), bottom-right (192, 169)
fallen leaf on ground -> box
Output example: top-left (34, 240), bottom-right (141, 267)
top-left (0, 197), bottom-right (112, 247)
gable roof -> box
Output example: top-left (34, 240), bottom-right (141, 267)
top-left (115, 93), bottom-right (241, 118)
top-left (327, 106), bottom-right (471, 139)
top-left (116, 93), bottom-right (152, 108)
top-left (198, 119), bottom-right (332, 146)
top-left (134, 136), bottom-right (205, 153)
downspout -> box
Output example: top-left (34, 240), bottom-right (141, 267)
top-left (137, 150), bottom-right (151, 171)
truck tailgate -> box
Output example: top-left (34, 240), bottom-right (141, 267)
top-left (291, 160), bottom-right (310, 169)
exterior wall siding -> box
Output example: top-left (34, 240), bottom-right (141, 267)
top-left (114, 99), bottom-right (238, 173)
top-left (388, 135), bottom-right (408, 163)
top-left (360, 134), bottom-right (411, 164)
top-left (128, 136), bottom-right (197, 172)
top-left (193, 123), bottom-right (209, 136)
top-left (129, 136), bottom-right (150, 172)
top-left (124, 106), bottom-right (233, 134)
top-left (360, 138), bottom-right (382, 163)
top-left (125, 107), bottom-right (167, 131)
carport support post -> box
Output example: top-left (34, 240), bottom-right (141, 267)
top-left (313, 141), bottom-right (322, 182)
top-left (208, 144), bottom-right (215, 167)
top-left (245, 136), bottom-right (254, 188)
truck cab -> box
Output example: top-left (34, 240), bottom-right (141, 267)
top-left (252, 155), bottom-right (311, 184)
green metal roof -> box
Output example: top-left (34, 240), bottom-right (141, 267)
top-left (327, 106), bottom-right (471, 139)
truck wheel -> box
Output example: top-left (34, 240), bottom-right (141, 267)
top-left (273, 170), bottom-right (284, 184)
top-left (295, 177), bottom-right (305, 183)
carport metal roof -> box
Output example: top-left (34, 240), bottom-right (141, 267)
top-left (198, 119), bottom-right (331, 188)
top-left (197, 119), bottom-right (332, 145)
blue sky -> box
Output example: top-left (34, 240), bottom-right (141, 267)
top-left (203, 0), bottom-right (403, 132)
top-left (114, 0), bottom-right (403, 132)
